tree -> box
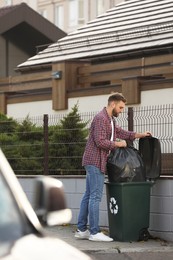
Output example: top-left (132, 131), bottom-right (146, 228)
top-left (49, 104), bottom-right (88, 175)
top-left (14, 115), bottom-right (44, 174)
top-left (0, 113), bottom-right (19, 170)
top-left (0, 114), bottom-right (44, 175)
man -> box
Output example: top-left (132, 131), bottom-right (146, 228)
top-left (75, 93), bottom-right (151, 242)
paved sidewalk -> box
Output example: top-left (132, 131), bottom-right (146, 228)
top-left (44, 225), bottom-right (173, 254)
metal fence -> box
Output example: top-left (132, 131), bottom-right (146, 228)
top-left (0, 104), bottom-right (173, 176)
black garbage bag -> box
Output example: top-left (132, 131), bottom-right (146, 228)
top-left (139, 136), bottom-right (161, 180)
top-left (107, 146), bottom-right (145, 183)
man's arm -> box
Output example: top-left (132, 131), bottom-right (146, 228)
top-left (115, 131), bottom-right (152, 148)
top-left (134, 132), bottom-right (152, 138)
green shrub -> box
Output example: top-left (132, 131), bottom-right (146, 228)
top-left (0, 104), bottom-right (88, 175)
top-left (49, 104), bottom-right (88, 175)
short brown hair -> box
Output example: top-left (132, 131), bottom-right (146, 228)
top-left (108, 92), bottom-right (126, 104)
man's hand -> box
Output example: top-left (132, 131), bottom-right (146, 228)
top-left (135, 132), bottom-right (152, 138)
top-left (115, 140), bottom-right (127, 147)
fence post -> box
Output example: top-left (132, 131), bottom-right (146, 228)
top-left (43, 114), bottom-right (49, 175)
top-left (128, 107), bottom-right (134, 131)
top-left (128, 107), bottom-right (134, 146)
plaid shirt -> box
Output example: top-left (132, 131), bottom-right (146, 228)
top-left (82, 107), bottom-right (136, 174)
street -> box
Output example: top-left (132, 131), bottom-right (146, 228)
top-left (44, 225), bottom-right (173, 260)
top-left (86, 251), bottom-right (173, 260)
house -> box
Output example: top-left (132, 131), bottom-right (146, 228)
top-left (0, 2), bottom-right (66, 113)
top-left (1, 0), bottom-right (173, 117)
top-left (4, 0), bottom-right (126, 34)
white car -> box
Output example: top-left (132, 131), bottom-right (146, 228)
top-left (0, 149), bottom-right (90, 260)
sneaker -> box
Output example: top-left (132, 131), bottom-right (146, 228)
top-left (89, 232), bottom-right (113, 242)
top-left (75, 229), bottom-right (90, 239)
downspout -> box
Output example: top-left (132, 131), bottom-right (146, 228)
top-left (5, 38), bottom-right (9, 77)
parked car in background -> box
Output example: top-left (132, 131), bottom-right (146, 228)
top-left (0, 148), bottom-right (90, 260)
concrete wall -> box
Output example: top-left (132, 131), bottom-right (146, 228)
top-left (150, 179), bottom-right (173, 242)
top-left (18, 176), bottom-right (173, 242)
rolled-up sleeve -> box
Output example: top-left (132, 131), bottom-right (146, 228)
top-left (115, 125), bottom-right (136, 140)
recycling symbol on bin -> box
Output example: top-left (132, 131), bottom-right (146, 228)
top-left (109, 197), bottom-right (118, 215)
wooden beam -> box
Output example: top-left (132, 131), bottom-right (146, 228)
top-left (7, 93), bottom-right (51, 104)
top-left (78, 53), bottom-right (173, 75)
top-left (52, 61), bottom-right (83, 110)
top-left (0, 72), bottom-right (52, 92)
top-left (52, 63), bottom-right (67, 110)
top-left (0, 93), bottom-right (7, 114)
top-left (122, 76), bottom-right (140, 104)
top-left (144, 65), bottom-right (173, 76)
top-left (144, 53), bottom-right (173, 66)
top-left (141, 78), bottom-right (173, 91)
top-left (67, 85), bottom-right (122, 98)
top-left (78, 59), bottom-right (142, 74)
top-left (78, 69), bottom-right (141, 84)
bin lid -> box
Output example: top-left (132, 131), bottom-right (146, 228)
top-left (139, 136), bottom-right (161, 180)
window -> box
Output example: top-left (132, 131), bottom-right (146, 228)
top-left (39, 9), bottom-right (47, 19)
top-left (69, 0), bottom-right (84, 27)
top-left (55, 5), bottom-right (64, 30)
top-left (4, 0), bottom-right (12, 5)
top-left (78, 0), bottom-right (84, 25)
top-left (69, 0), bottom-right (78, 27)
top-left (96, 0), bottom-right (104, 16)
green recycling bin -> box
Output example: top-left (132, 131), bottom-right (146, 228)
top-left (105, 137), bottom-right (161, 242)
top-left (105, 181), bottom-right (151, 242)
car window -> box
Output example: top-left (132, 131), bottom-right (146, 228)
top-left (0, 171), bottom-right (24, 243)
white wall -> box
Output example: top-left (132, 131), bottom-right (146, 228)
top-left (7, 95), bottom-right (109, 118)
top-left (11, 0), bottom-right (37, 10)
top-left (141, 89), bottom-right (173, 106)
top-left (7, 88), bottom-right (173, 119)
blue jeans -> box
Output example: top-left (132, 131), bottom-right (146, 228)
top-left (77, 165), bottom-right (105, 235)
